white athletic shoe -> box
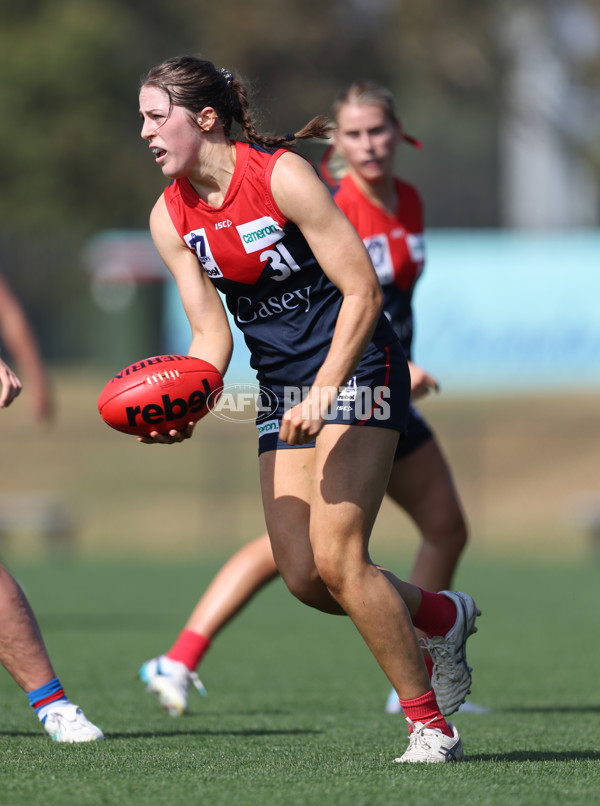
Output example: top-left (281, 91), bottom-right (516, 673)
top-left (420, 590), bottom-right (480, 716)
top-left (43, 704), bottom-right (104, 743)
top-left (394, 718), bottom-right (463, 763)
top-left (138, 655), bottom-right (207, 717)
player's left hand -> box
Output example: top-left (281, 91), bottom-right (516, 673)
top-left (137, 421), bottom-right (196, 444)
top-left (408, 361), bottom-right (439, 401)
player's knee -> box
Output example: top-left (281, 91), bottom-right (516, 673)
top-left (311, 545), bottom-right (349, 597)
top-left (423, 506), bottom-right (468, 554)
top-left (281, 565), bottom-right (323, 606)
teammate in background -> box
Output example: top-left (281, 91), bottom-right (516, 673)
top-left (0, 273), bottom-right (52, 420)
top-left (0, 276), bottom-right (104, 742)
top-left (139, 79), bottom-right (472, 721)
top-left (136, 56), bottom-right (479, 763)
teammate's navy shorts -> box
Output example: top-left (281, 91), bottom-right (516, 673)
top-left (393, 404), bottom-right (433, 461)
top-left (256, 340), bottom-right (410, 455)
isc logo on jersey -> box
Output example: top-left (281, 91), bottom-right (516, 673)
top-left (184, 228), bottom-right (224, 278)
top-left (237, 217), bottom-right (283, 254)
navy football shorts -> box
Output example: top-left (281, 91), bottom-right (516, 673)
top-left (256, 341), bottom-right (411, 455)
top-left (393, 404), bottom-right (433, 461)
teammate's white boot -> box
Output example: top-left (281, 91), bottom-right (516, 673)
top-left (139, 655), bottom-right (206, 717)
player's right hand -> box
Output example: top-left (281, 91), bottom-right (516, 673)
top-left (408, 361), bottom-right (439, 401)
top-left (0, 359), bottom-right (22, 409)
top-left (137, 421), bottom-right (196, 444)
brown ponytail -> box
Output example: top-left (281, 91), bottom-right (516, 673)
top-left (141, 56), bottom-right (332, 148)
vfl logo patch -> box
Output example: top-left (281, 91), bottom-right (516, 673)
top-left (237, 217), bottom-right (283, 254)
top-left (184, 229), bottom-right (223, 278)
top-left (406, 233), bottom-right (425, 263)
top-left (364, 233), bottom-right (394, 285)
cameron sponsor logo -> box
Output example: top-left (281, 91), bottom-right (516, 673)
top-left (257, 419), bottom-right (280, 437)
top-left (209, 382), bottom-right (278, 423)
top-left (236, 286), bottom-right (312, 323)
top-left (236, 216), bottom-right (283, 253)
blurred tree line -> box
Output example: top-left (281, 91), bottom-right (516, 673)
top-left (0, 0), bottom-right (598, 364)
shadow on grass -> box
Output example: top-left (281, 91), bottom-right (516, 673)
top-left (106, 728), bottom-right (321, 739)
top-left (468, 750), bottom-right (600, 762)
top-left (0, 727), bottom-right (320, 741)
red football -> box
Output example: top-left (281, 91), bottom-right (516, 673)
top-left (97, 355), bottom-right (223, 436)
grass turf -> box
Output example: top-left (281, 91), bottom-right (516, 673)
top-left (0, 558), bottom-right (598, 806)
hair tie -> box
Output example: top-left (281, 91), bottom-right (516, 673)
top-left (285, 132), bottom-right (295, 141)
top-left (219, 68), bottom-right (233, 84)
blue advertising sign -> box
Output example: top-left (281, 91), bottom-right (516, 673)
top-left (163, 229), bottom-right (600, 393)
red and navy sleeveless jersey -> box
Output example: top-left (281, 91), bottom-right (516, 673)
top-left (163, 142), bottom-right (399, 389)
top-left (333, 174), bottom-right (425, 359)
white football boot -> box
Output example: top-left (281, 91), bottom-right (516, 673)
top-left (43, 704), bottom-right (104, 743)
top-left (139, 655), bottom-right (206, 717)
top-left (394, 718), bottom-right (463, 763)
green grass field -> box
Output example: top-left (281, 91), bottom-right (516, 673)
top-left (0, 557), bottom-right (599, 806)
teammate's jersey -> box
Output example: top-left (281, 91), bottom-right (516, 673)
top-left (163, 142), bottom-right (400, 390)
top-left (333, 174), bottom-right (425, 359)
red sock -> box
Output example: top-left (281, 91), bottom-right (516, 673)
top-left (412, 589), bottom-right (457, 637)
top-left (166, 629), bottom-right (211, 671)
top-left (400, 689), bottom-right (452, 737)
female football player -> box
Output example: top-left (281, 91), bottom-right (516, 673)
top-left (137, 57), bottom-right (478, 762)
top-left (140, 80), bottom-right (473, 719)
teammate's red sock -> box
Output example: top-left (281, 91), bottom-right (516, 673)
top-left (412, 589), bottom-right (457, 637)
top-left (166, 629), bottom-right (211, 671)
top-left (400, 688), bottom-right (452, 737)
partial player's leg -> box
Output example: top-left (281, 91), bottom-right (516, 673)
top-left (387, 437), bottom-right (468, 592)
top-left (139, 535), bottom-right (279, 716)
top-left (259, 445), bottom-right (345, 615)
top-left (383, 435), bottom-right (473, 716)
top-left (306, 424), bottom-right (430, 699)
top-left (0, 564), bottom-right (103, 742)
top-left (181, 533), bottom-right (279, 637)
top-left (305, 423), bottom-right (466, 761)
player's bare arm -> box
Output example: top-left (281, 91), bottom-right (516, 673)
top-left (150, 196), bottom-right (233, 378)
top-left (141, 196), bottom-right (233, 445)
